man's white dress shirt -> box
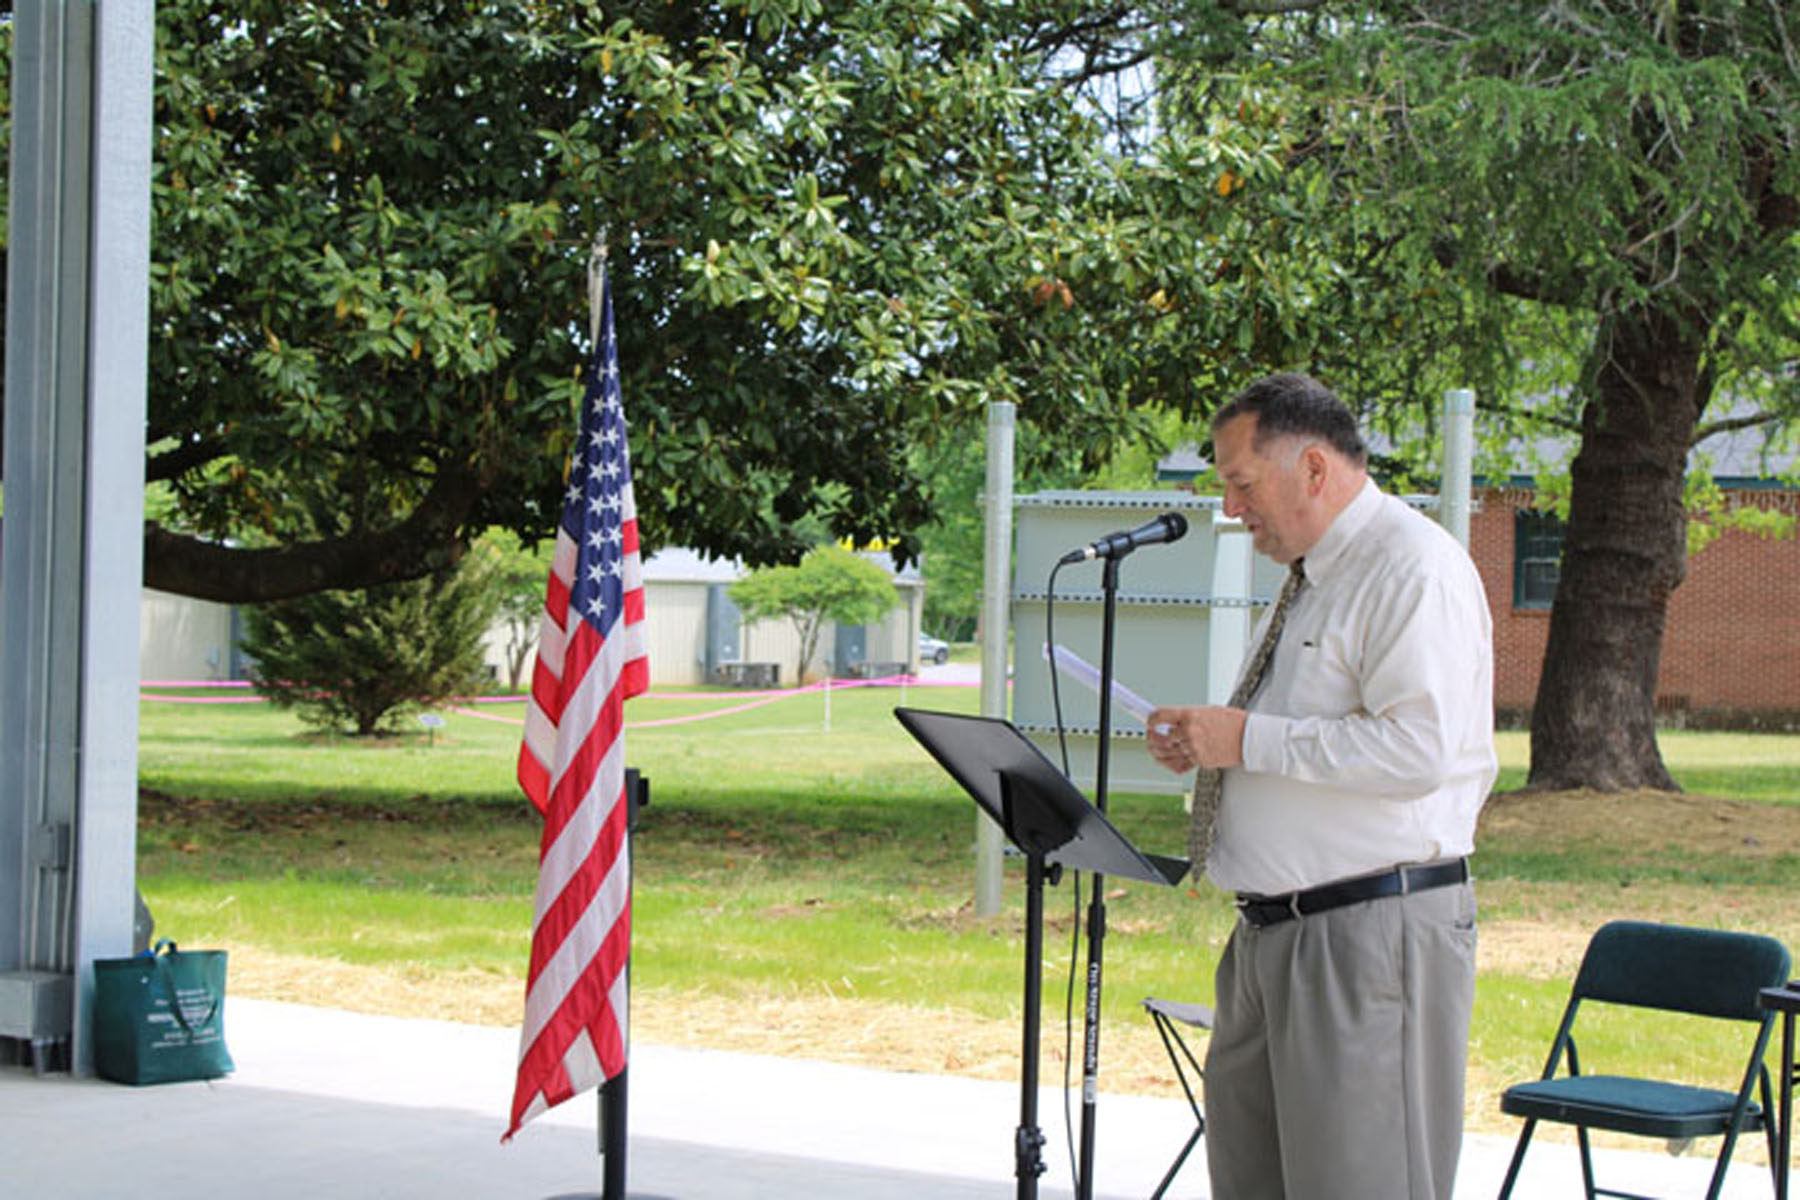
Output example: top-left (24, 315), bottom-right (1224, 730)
top-left (1209, 479), bottom-right (1497, 895)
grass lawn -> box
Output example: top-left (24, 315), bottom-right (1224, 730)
top-left (135, 683), bottom-right (1800, 1144)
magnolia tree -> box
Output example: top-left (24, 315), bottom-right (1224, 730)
top-left (0, 0), bottom-right (1302, 603)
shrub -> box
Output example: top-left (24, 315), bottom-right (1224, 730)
top-left (241, 562), bottom-right (499, 736)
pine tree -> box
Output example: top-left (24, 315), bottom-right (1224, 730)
top-left (241, 560), bottom-right (499, 737)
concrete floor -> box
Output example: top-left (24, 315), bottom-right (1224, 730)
top-left (1, 997), bottom-right (1790, 1199)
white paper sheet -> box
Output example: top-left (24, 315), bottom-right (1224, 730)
top-left (1043, 642), bottom-right (1166, 731)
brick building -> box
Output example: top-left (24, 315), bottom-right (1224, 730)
top-left (1472, 483), bottom-right (1800, 729)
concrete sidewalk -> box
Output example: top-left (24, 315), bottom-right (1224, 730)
top-left (1, 998), bottom-right (1789, 1199)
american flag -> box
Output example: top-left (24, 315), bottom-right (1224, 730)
top-left (506, 269), bottom-right (648, 1141)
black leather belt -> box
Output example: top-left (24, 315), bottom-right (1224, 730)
top-left (1235, 858), bottom-right (1469, 928)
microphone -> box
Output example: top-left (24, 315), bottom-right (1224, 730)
top-left (1058, 512), bottom-right (1189, 565)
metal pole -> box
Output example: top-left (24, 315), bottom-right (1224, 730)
top-left (599, 769), bottom-right (647, 1198)
top-left (976, 400), bottom-right (1016, 916)
top-left (1440, 388), bottom-right (1475, 550)
top-left (1014, 848), bottom-right (1048, 1200)
top-left (1076, 555), bottom-right (1123, 1200)
top-left (599, 1066), bottom-right (628, 1198)
top-left (1207, 513), bottom-right (1253, 705)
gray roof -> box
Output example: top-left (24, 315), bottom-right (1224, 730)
top-left (640, 547), bottom-right (744, 583)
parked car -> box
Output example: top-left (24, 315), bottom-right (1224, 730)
top-left (918, 632), bottom-right (951, 665)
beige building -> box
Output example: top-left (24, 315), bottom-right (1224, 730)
top-left (139, 548), bottom-right (927, 689)
top-left (626, 548), bottom-right (925, 687)
top-left (138, 589), bottom-right (239, 682)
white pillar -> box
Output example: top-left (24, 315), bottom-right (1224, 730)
top-left (1440, 388), bottom-right (1475, 550)
top-left (1207, 514), bottom-right (1254, 704)
top-left (974, 400), bottom-right (1015, 916)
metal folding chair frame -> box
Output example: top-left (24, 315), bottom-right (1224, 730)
top-left (1495, 921), bottom-right (1791, 1200)
top-left (1143, 996), bottom-right (1213, 1200)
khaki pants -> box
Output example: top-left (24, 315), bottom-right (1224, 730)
top-left (1203, 881), bottom-right (1477, 1200)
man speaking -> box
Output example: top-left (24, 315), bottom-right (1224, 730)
top-left (1146, 373), bottom-right (1496, 1200)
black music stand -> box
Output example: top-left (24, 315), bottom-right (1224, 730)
top-left (894, 707), bottom-right (1187, 1200)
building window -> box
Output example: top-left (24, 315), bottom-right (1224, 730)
top-left (1513, 509), bottom-right (1564, 609)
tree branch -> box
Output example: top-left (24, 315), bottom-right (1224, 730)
top-left (1427, 233), bottom-right (1576, 306)
top-left (1482, 399), bottom-right (1584, 436)
top-left (1692, 407), bottom-right (1784, 445)
top-left (142, 462), bottom-right (486, 603)
top-left (1222, 0), bottom-right (1327, 14)
top-left (146, 435), bottom-right (229, 483)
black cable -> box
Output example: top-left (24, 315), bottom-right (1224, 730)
top-left (1043, 560), bottom-right (1085, 1194)
top-left (1063, 866), bottom-right (1084, 1189)
top-left (1045, 559), bottom-right (1071, 776)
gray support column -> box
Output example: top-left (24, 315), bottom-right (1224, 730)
top-left (0, 0), bottom-right (154, 1075)
top-left (1, 0), bottom-right (99, 1069)
top-left (1440, 388), bottom-right (1475, 550)
top-left (1207, 514), bottom-right (1253, 705)
top-left (974, 400), bottom-right (1015, 916)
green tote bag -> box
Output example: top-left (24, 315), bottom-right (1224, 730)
top-left (93, 939), bottom-right (235, 1085)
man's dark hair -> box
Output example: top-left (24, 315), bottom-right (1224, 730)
top-left (1212, 372), bottom-right (1368, 466)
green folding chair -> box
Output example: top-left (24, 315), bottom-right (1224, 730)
top-left (1497, 920), bottom-right (1792, 1200)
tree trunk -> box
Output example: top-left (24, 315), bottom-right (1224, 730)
top-left (795, 613), bottom-right (823, 689)
top-left (1526, 308), bottom-right (1702, 792)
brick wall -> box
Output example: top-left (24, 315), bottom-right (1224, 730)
top-left (1469, 490), bottom-right (1550, 713)
top-left (1470, 487), bottom-right (1800, 725)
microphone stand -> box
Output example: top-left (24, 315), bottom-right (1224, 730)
top-left (1075, 552), bottom-right (1122, 1200)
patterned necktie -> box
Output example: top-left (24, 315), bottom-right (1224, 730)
top-left (1187, 559), bottom-right (1307, 868)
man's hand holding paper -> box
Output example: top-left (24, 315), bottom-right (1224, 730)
top-left (1144, 705), bottom-right (1248, 774)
